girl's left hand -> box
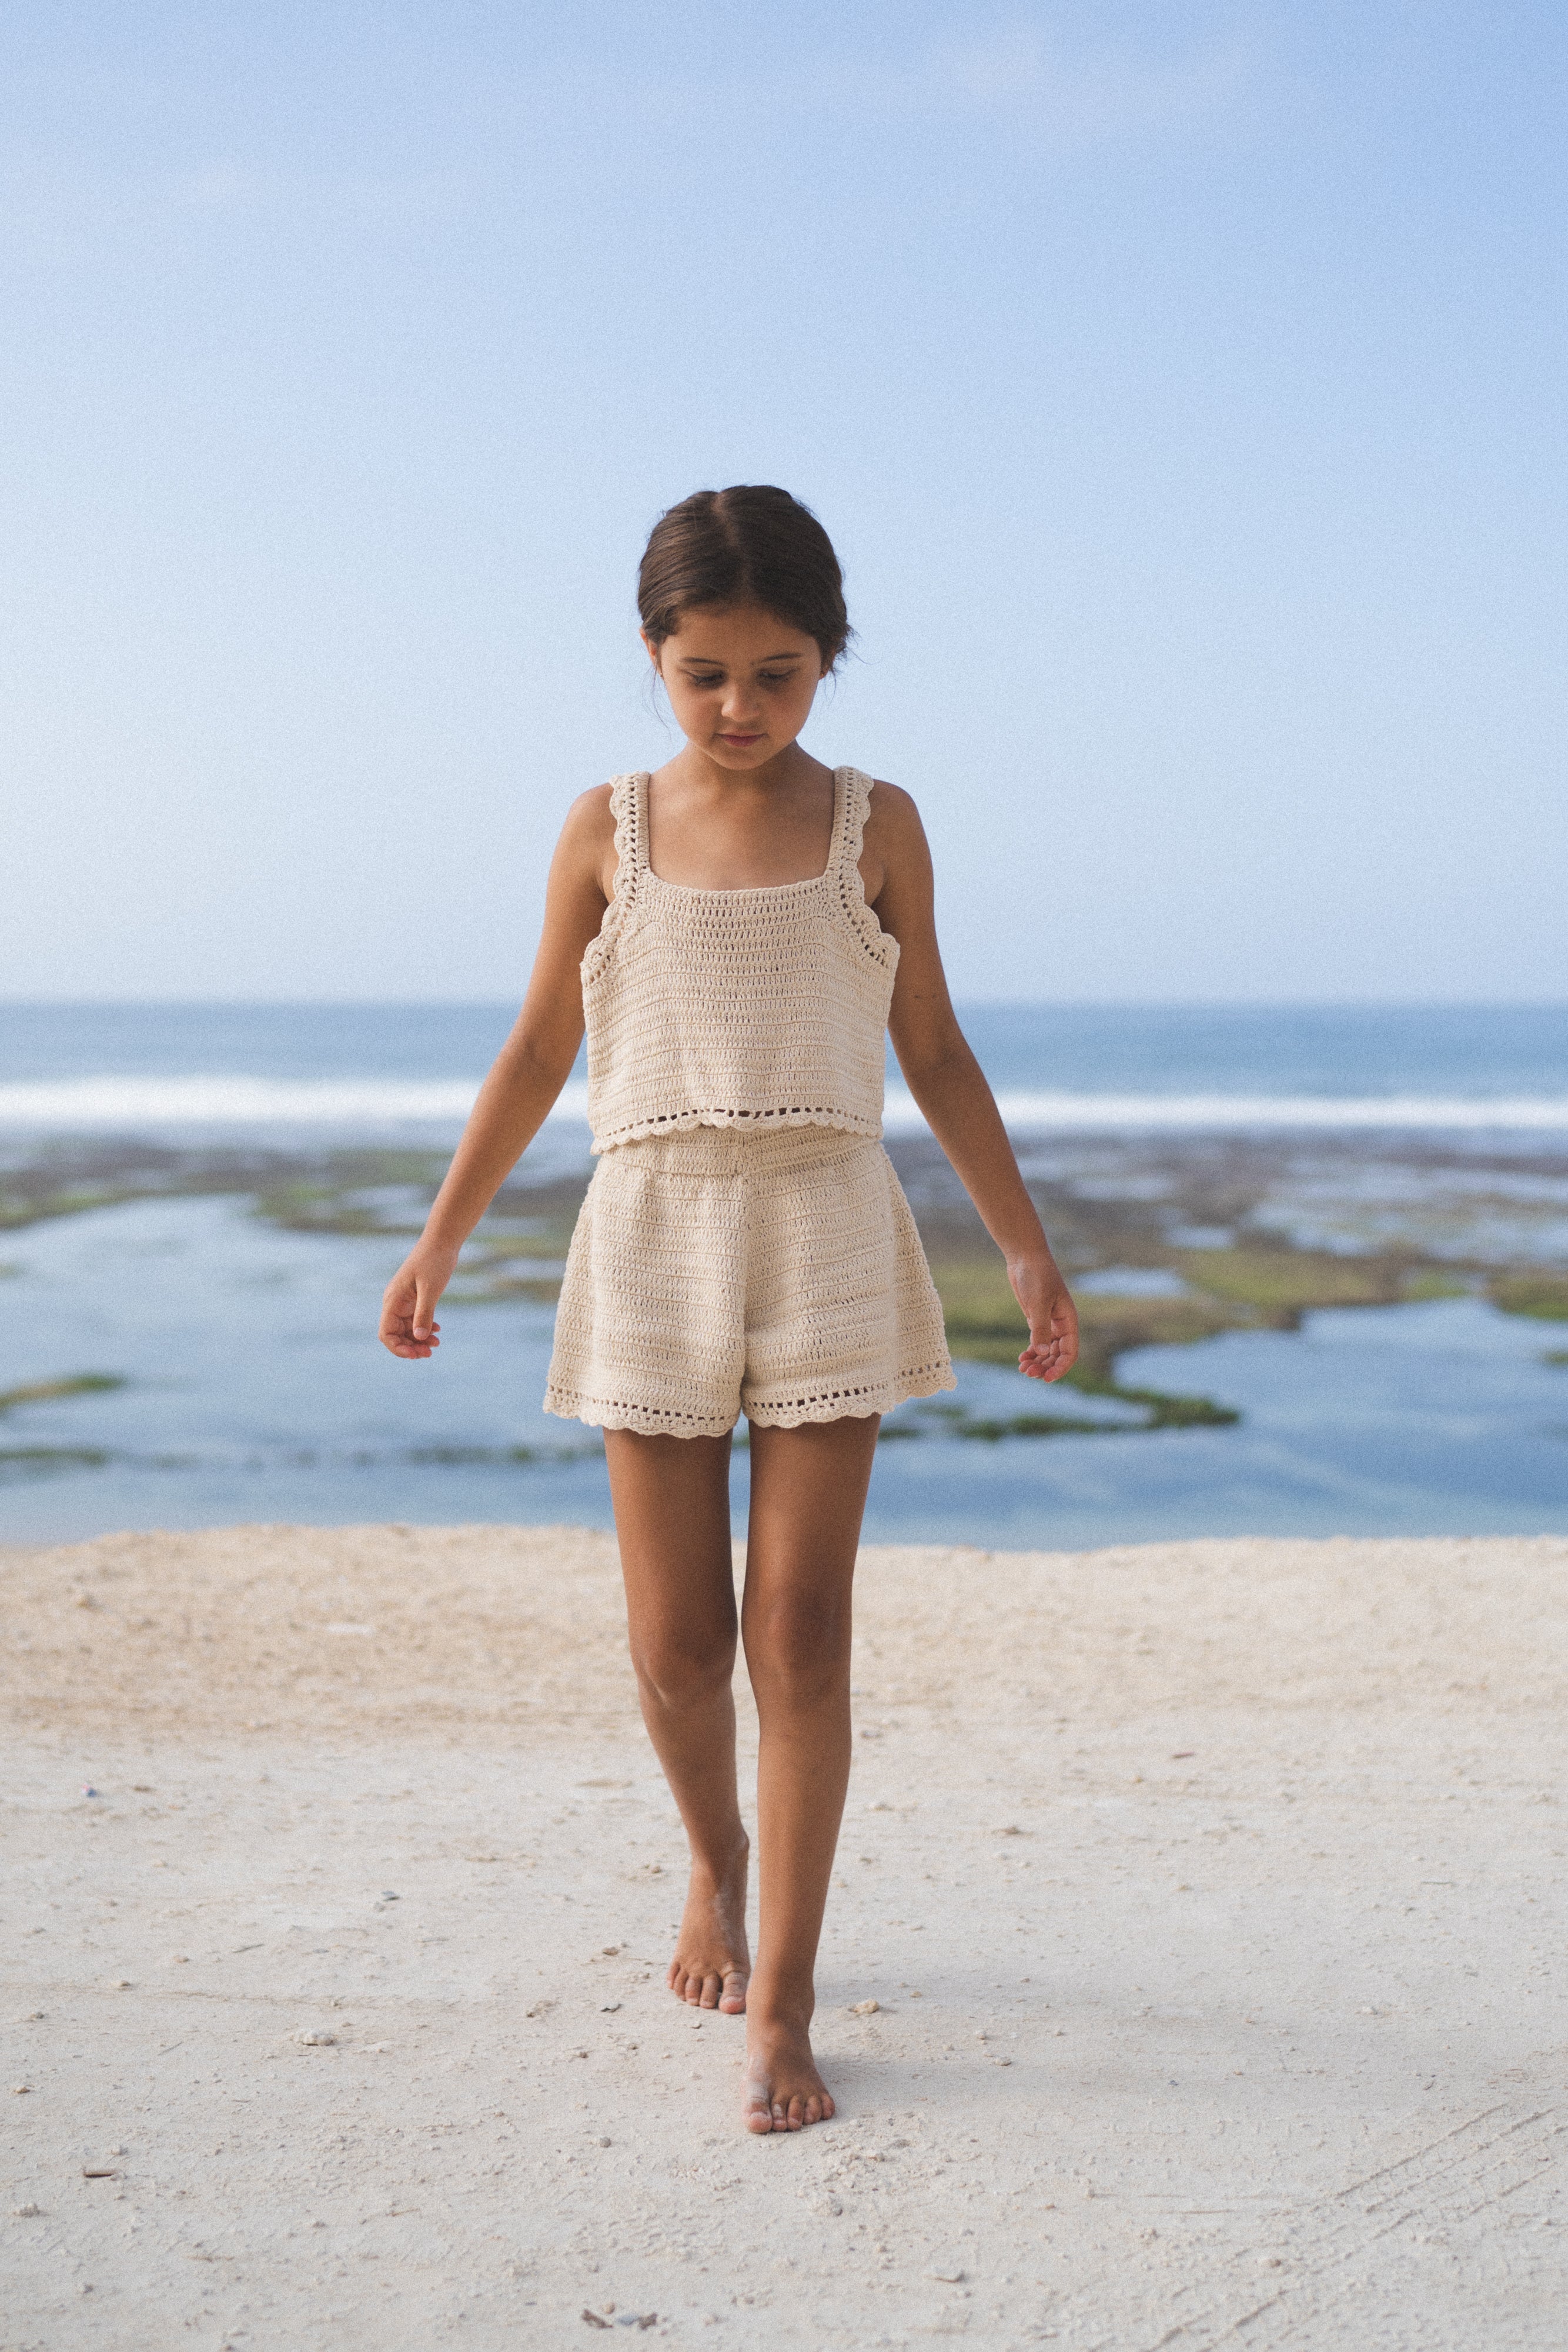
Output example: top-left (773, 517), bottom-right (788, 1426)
top-left (1010, 1256), bottom-right (1080, 1383)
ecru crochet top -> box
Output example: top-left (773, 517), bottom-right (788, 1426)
top-left (580, 766), bottom-right (898, 1154)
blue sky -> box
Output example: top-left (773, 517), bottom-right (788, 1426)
top-left (3, 2), bottom-right (1563, 1003)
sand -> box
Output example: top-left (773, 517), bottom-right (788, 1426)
top-left (2, 1524), bottom-right (1564, 2350)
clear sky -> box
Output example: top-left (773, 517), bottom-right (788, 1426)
top-left (3, 2), bottom-right (1563, 1004)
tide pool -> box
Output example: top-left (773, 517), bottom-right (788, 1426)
top-left (3, 1192), bottom-right (1564, 1549)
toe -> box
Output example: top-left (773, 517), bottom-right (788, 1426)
top-left (699, 1973), bottom-right (720, 2008)
top-left (718, 1972), bottom-right (748, 2014)
top-left (743, 2079), bottom-right (773, 2134)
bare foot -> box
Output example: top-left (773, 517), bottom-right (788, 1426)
top-left (668, 1839), bottom-right (750, 2012)
top-left (743, 2007), bottom-right (835, 2133)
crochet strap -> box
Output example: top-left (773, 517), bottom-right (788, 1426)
top-left (838, 767), bottom-right (873, 886)
top-left (607, 773), bottom-right (648, 904)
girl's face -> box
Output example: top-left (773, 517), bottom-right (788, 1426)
top-left (646, 604), bottom-right (826, 771)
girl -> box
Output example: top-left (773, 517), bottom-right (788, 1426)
top-left (379, 486), bottom-right (1079, 2136)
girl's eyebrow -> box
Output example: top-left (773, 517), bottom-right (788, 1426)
top-left (678, 652), bottom-right (804, 669)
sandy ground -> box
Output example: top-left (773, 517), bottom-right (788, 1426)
top-left (2, 1524), bottom-right (1564, 2352)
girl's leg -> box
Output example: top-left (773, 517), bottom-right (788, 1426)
top-left (740, 1411), bottom-right (880, 2133)
top-left (603, 1428), bottom-right (751, 2013)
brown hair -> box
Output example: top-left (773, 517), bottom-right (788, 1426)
top-left (637, 485), bottom-right (851, 674)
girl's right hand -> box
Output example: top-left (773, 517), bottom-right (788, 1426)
top-left (379, 1242), bottom-right (460, 1359)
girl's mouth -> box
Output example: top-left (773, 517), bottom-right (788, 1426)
top-left (718, 732), bottom-right (764, 747)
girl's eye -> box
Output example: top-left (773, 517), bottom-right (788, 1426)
top-left (758, 671), bottom-right (796, 686)
top-left (687, 673), bottom-right (724, 688)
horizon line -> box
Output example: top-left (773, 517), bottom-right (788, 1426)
top-left (5, 996), bottom-right (1568, 1015)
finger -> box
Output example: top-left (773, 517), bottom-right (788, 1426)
top-left (379, 1306), bottom-right (413, 1356)
top-left (382, 1304), bottom-right (438, 1359)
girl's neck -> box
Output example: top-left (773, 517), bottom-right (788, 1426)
top-left (658, 741), bottom-right (828, 800)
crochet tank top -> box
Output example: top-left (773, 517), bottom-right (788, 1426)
top-left (580, 766), bottom-right (898, 1154)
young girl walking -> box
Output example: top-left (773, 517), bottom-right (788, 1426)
top-left (379, 486), bottom-right (1079, 2135)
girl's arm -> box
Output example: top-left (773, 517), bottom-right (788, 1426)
top-left (865, 783), bottom-right (1079, 1384)
top-left (378, 790), bottom-right (616, 1360)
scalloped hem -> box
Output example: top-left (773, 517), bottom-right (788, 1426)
top-left (592, 1105), bottom-right (882, 1155)
top-left (544, 1358), bottom-right (957, 1440)
top-left (744, 1359), bottom-right (957, 1428)
top-left (543, 1387), bottom-right (738, 1439)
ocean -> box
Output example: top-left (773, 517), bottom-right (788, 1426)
top-left (5, 1001), bottom-right (1568, 1131)
top-left (3, 1003), bottom-right (1566, 1548)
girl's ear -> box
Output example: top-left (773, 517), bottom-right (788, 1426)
top-left (640, 632), bottom-right (663, 671)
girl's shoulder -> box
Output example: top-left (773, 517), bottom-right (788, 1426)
top-left (556, 780), bottom-right (627, 904)
top-left (861, 774), bottom-right (920, 823)
top-left (854, 777), bottom-right (929, 910)
top-left (860, 775), bottom-right (927, 859)
top-left (563, 777), bottom-right (623, 828)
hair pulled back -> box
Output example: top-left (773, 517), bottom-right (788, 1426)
top-left (637, 485), bottom-right (851, 674)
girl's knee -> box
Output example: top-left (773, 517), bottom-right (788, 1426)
top-left (632, 1630), bottom-right (737, 1712)
top-left (745, 1589), bottom-right (852, 1699)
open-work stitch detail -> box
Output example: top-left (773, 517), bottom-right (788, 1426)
top-left (592, 1102), bottom-right (880, 1152)
top-left (543, 1385), bottom-right (740, 1440)
top-left (743, 1358), bottom-right (956, 1429)
top-left (546, 1352), bottom-right (957, 1440)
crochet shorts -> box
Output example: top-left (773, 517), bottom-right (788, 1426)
top-left (544, 1123), bottom-right (957, 1438)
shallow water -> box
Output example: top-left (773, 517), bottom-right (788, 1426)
top-left (4, 1193), bottom-right (1564, 1549)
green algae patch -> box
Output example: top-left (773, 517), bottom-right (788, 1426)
top-left (255, 1181), bottom-right (419, 1237)
top-left (905, 1398), bottom-right (1114, 1441)
top-left (248, 1160), bottom-right (586, 1302)
top-left (0, 1446), bottom-right (112, 1475)
top-left (928, 1260), bottom-right (1239, 1429)
top-left (1400, 1269), bottom-right (1474, 1301)
top-left (927, 1242), bottom-right (1432, 1433)
top-left (0, 1374), bottom-right (127, 1413)
top-left (446, 1218), bottom-right (579, 1305)
top-left (926, 1258), bottom-right (1031, 1364)
top-left (0, 1185), bottom-right (137, 1231)
top-left (1492, 1273), bottom-right (1568, 1322)
top-left (1078, 1381), bottom-right (1239, 1429)
top-left (950, 1413), bottom-right (1108, 1439)
top-left (1173, 1247), bottom-right (1407, 1321)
